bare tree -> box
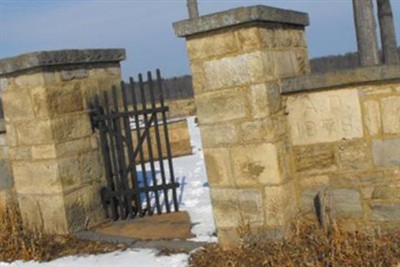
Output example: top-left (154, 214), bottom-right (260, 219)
top-left (187, 0), bottom-right (199, 19)
top-left (377, 0), bottom-right (399, 64)
top-left (352, 0), bottom-right (380, 66)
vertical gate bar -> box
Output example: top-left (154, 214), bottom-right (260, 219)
top-left (130, 77), bottom-right (152, 215)
top-left (111, 86), bottom-right (132, 219)
top-left (147, 71), bottom-right (171, 213)
top-left (138, 73), bottom-right (162, 215)
top-left (103, 91), bottom-right (124, 219)
top-left (94, 95), bottom-right (118, 220)
top-left (156, 69), bottom-right (179, 211)
top-left (121, 81), bottom-right (142, 217)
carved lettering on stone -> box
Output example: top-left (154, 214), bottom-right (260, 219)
top-left (287, 89), bottom-right (363, 145)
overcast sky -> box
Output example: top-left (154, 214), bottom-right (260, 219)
top-left (1, 0), bottom-right (400, 79)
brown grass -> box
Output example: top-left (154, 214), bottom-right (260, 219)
top-left (190, 220), bottom-right (400, 267)
top-left (0, 203), bottom-right (126, 263)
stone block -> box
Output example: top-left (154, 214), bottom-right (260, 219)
top-left (4, 124), bottom-right (17, 147)
top-left (248, 83), bottom-right (281, 119)
top-left (0, 160), bottom-right (13, 190)
top-left (330, 171), bottom-right (388, 188)
top-left (15, 119), bottom-right (53, 146)
top-left (55, 137), bottom-right (92, 157)
top-left (287, 89), bottom-right (363, 145)
top-left (14, 73), bottom-right (45, 88)
top-left (31, 86), bottom-right (50, 118)
top-left (47, 83), bottom-right (85, 115)
top-left (273, 50), bottom-right (300, 78)
top-left (203, 51), bottom-right (274, 90)
top-left (186, 31), bottom-right (238, 60)
top-left (240, 118), bottom-right (276, 143)
top-left (381, 96), bottom-right (400, 134)
top-left (337, 140), bottom-right (370, 170)
top-left (203, 147), bottom-right (233, 187)
top-left (332, 189), bottom-right (363, 218)
top-left (299, 175), bottom-right (329, 190)
top-left (9, 147), bottom-right (32, 161)
top-left (189, 61), bottom-right (205, 94)
top-left (363, 100), bottom-right (381, 136)
top-left (31, 144), bottom-right (57, 160)
top-left (64, 182), bottom-right (104, 232)
top-left (371, 187), bottom-right (400, 199)
top-left (300, 188), bottom-right (319, 214)
top-left (1, 89), bottom-right (34, 121)
top-left (12, 159), bottom-right (62, 194)
top-left (52, 113), bottom-right (92, 143)
top-left (264, 183), bottom-right (296, 228)
top-left (200, 123), bottom-right (239, 148)
top-left (210, 188), bottom-right (264, 228)
top-left (372, 139), bottom-right (400, 167)
top-left (17, 193), bottom-right (68, 234)
top-left (370, 202), bottom-right (400, 221)
top-left (294, 144), bottom-right (336, 173)
top-left (234, 27), bottom-right (261, 52)
top-left (231, 143), bottom-right (282, 186)
top-left (195, 87), bottom-right (247, 124)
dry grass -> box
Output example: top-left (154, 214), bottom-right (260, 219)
top-left (190, 220), bottom-right (400, 267)
top-left (0, 203), bottom-right (126, 263)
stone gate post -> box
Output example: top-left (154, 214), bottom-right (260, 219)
top-left (174, 6), bottom-right (310, 246)
top-left (0, 49), bottom-right (125, 234)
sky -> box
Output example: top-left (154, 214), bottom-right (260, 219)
top-left (0, 0), bottom-right (399, 79)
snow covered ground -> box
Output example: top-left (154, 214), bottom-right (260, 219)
top-left (0, 117), bottom-right (215, 267)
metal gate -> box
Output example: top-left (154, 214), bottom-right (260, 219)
top-left (91, 69), bottom-right (179, 221)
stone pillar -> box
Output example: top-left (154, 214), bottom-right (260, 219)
top-left (0, 118), bottom-right (14, 211)
top-left (174, 6), bottom-right (310, 246)
top-left (0, 49), bottom-right (125, 234)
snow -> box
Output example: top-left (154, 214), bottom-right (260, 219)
top-left (0, 117), bottom-right (215, 267)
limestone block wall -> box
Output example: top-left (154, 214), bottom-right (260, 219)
top-left (282, 65), bottom-right (400, 231)
top-left (0, 49), bottom-right (125, 234)
top-left (174, 5), bottom-right (310, 246)
top-left (0, 119), bottom-right (14, 211)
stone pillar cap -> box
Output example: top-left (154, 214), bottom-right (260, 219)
top-left (0, 49), bottom-right (126, 77)
top-left (173, 5), bottom-right (309, 38)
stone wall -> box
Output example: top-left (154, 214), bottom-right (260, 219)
top-left (282, 65), bottom-right (400, 231)
top-left (0, 49), bottom-right (125, 234)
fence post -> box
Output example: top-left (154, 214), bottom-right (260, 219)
top-left (174, 6), bottom-right (310, 247)
top-left (0, 49), bottom-right (125, 234)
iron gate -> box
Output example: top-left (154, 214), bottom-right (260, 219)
top-left (91, 69), bottom-right (179, 221)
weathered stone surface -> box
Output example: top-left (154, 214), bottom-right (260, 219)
top-left (203, 51), bottom-right (274, 90)
top-left (4, 124), bottom-right (17, 147)
top-left (273, 50), bottom-right (302, 78)
top-left (210, 188), bottom-right (264, 228)
top-left (31, 144), bottom-right (57, 160)
top-left (203, 147), bottom-right (234, 187)
top-left (370, 202), bottom-right (400, 221)
top-left (234, 27), bottom-right (261, 52)
top-left (371, 187), bottom-right (400, 199)
top-left (9, 147), bottom-right (32, 161)
top-left (0, 160), bottom-right (13, 190)
top-left (17, 193), bottom-right (68, 234)
top-left (294, 144), bottom-right (336, 173)
top-left (249, 83), bottom-right (281, 119)
top-left (47, 83), bottom-right (84, 115)
top-left (1, 89), bottom-right (34, 121)
top-left (287, 89), bottom-right (363, 145)
top-left (337, 140), bottom-right (370, 170)
top-left (189, 61), bottom-right (206, 94)
top-left (299, 175), bottom-right (329, 190)
top-left (0, 49), bottom-right (126, 76)
top-left (239, 118), bottom-right (276, 143)
top-left (173, 5), bottom-right (309, 38)
top-left (264, 182), bottom-right (296, 227)
top-left (200, 123), bottom-right (239, 148)
top-left (196, 87), bottom-right (247, 124)
top-left (363, 100), bottom-right (381, 136)
top-left (51, 113), bottom-right (92, 143)
top-left (55, 137), bottom-right (93, 158)
top-left (281, 65), bottom-right (400, 94)
top-left (381, 96), bottom-right (400, 134)
top-left (300, 188), bottom-right (319, 213)
top-left (31, 86), bottom-right (50, 118)
top-left (15, 119), bottom-right (53, 146)
top-left (372, 139), bottom-right (400, 167)
top-left (231, 143), bottom-right (281, 186)
top-left (61, 69), bottom-right (89, 81)
top-left (330, 171), bottom-right (388, 187)
top-left (186, 31), bottom-right (238, 60)
top-left (12, 160), bottom-right (62, 194)
top-left (332, 189), bottom-right (363, 218)
top-left (14, 73), bottom-right (45, 88)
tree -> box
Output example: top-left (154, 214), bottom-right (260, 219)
top-left (352, 0), bottom-right (380, 66)
top-left (377, 0), bottom-right (399, 64)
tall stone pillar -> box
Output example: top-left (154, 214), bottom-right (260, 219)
top-left (174, 6), bottom-right (310, 246)
top-left (0, 49), bottom-right (125, 234)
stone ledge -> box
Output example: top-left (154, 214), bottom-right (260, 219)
top-left (173, 5), bottom-right (309, 37)
top-left (0, 49), bottom-right (126, 76)
top-left (281, 64), bottom-right (400, 94)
